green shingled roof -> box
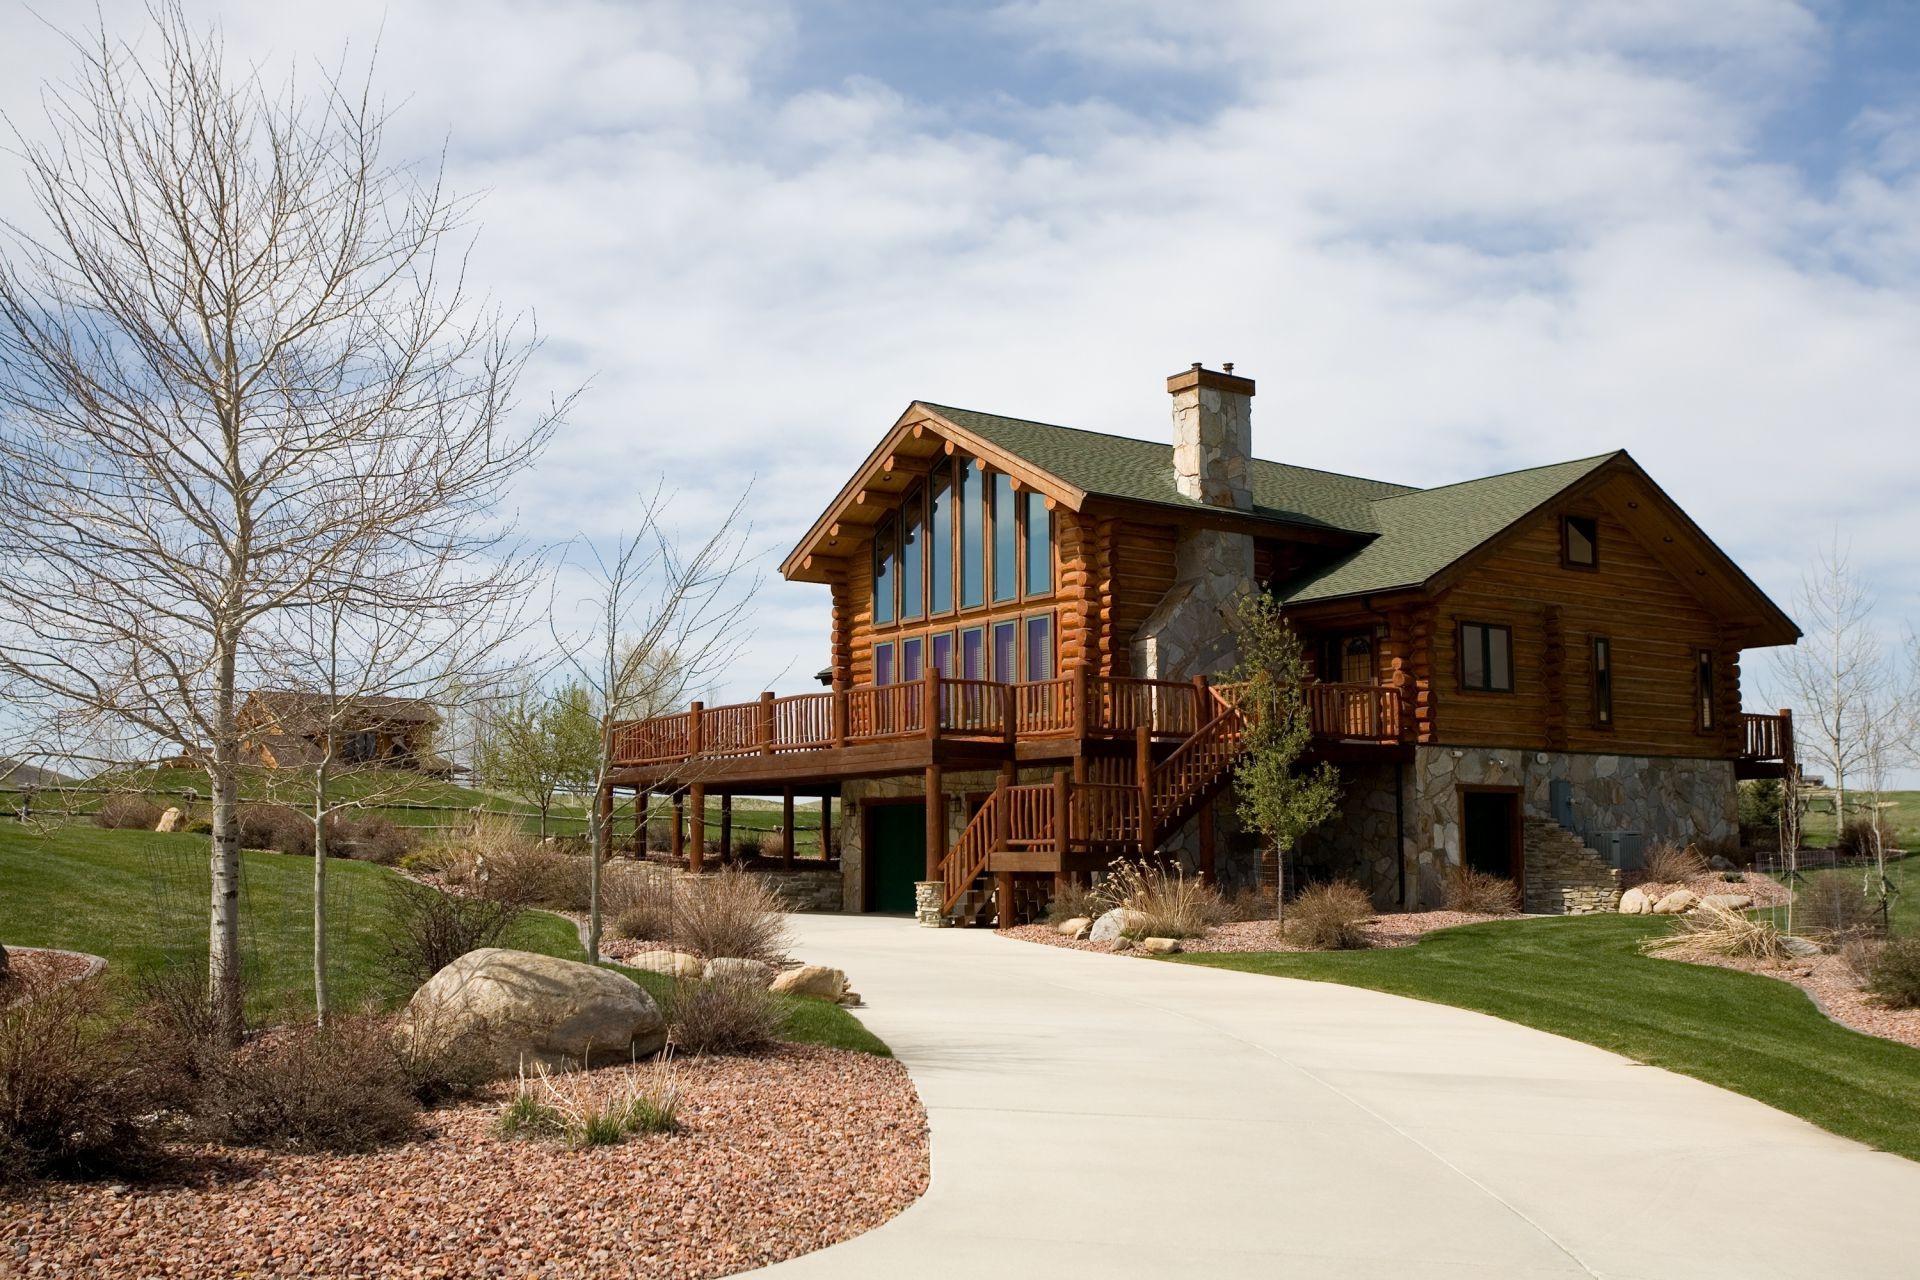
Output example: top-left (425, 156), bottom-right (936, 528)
top-left (918, 402), bottom-right (1621, 605)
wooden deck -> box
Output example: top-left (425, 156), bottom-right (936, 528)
top-left (1736, 708), bottom-right (1795, 780)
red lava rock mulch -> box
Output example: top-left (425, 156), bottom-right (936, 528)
top-left (1, 1045), bottom-right (928, 1280)
top-left (0, 948), bottom-right (98, 1006)
top-left (1005, 909), bottom-right (1507, 956)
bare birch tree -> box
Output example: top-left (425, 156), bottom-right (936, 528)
top-left (554, 488), bottom-right (756, 962)
top-left (0, 6), bottom-right (562, 1037)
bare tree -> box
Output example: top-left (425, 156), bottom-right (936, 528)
top-left (0, 6), bottom-right (562, 1037)
top-left (554, 488), bottom-right (756, 962)
top-left (1771, 535), bottom-right (1898, 845)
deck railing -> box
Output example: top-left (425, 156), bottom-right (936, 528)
top-left (1741, 709), bottom-right (1794, 762)
top-left (610, 669), bottom-right (1408, 768)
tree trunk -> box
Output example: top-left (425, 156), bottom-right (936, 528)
top-left (312, 759), bottom-right (331, 1028)
top-left (208, 720), bottom-right (244, 1044)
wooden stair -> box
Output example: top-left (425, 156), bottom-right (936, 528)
top-left (935, 686), bottom-right (1245, 926)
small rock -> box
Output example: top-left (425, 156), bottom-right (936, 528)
top-left (1709, 854), bottom-right (1736, 872)
top-left (770, 964), bottom-right (849, 1001)
top-left (1618, 887), bottom-right (1651, 915)
top-left (1089, 908), bottom-right (1150, 944)
top-left (1140, 937), bottom-right (1182, 955)
top-left (153, 807), bottom-right (183, 833)
top-left (837, 991), bottom-right (863, 1007)
top-left (1056, 916), bottom-right (1092, 938)
top-left (1781, 935), bottom-right (1822, 958)
top-left (703, 957), bottom-right (774, 987)
top-left (621, 950), bottom-right (706, 980)
top-left (1700, 893), bottom-right (1753, 912)
top-left (1653, 889), bottom-right (1698, 915)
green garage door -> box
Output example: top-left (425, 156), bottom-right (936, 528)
top-left (867, 802), bottom-right (925, 914)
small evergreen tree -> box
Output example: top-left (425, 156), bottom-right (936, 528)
top-left (1225, 593), bottom-right (1340, 920)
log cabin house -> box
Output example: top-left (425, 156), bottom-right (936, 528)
top-left (238, 690), bottom-right (457, 778)
top-left (605, 364), bottom-right (1798, 924)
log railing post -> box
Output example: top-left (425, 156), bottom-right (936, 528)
top-left (1190, 674), bottom-right (1209, 735)
top-left (820, 794), bottom-right (834, 864)
top-left (1136, 724), bottom-right (1155, 854)
top-left (1072, 665), bottom-right (1089, 741)
top-left (1003, 682), bottom-right (1017, 748)
top-left (759, 690), bottom-right (776, 755)
top-left (688, 700), bottom-right (704, 759)
top-left (924, 669), bottom-right (942, 742)
top-left (832, 683), bottom-right (848, 749)
top-left (1054, 766), bottom-right (1072, 860)
top-left (1779, 707), bottom-right (1794, 768)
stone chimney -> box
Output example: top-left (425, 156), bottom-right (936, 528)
top-left (1168, 363), bottom-right (1254, 511)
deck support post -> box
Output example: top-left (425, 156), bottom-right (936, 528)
top-left (820, 794), bottom-right (833, 863)
top-left (670, 792), bottom-right (685, 862)
top-left (634, 790), bottom-right (649, 854)
top-left (1190, 673), bottom-right (1209, 731)
top-left (993, 769), bottom-right (1014, 930)
top-left (688, 783), bottom-right (706, 873)
top-left (719, 794), bottom-right (733, 863)
top-left (782, 787), bottom-right (795, 869)
top-left (1198, 796), bottom-right (1216, 883)
top-left (1053, 769), bottom-right (1072, 898)
top-left (924, 765), bottom-right (944, 881)
top-left (1136, 724), bottom-right (1155, 856)
top-left (924, 669), bottom-right (942, 741)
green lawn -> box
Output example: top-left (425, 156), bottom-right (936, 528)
top-left (0, 823), bottom-right (883, 1053)
top-left (1789, 853), bottom-right (1915, 935)
top-left (1174, 914), bottom-right (1920, 1161)
top-left (1795, 788), bottom-right (1920, 848)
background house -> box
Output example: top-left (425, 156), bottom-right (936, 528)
top-left (238, 690), bottom-right (457, 778)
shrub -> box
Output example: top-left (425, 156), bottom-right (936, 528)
top-left (1738, 779), bottom-right (1783, 829)
top-left (390, 1019), bottom-right (503, 1106)
top-left (1862, 937), bottom-right (1920, 1010)
top-left (478, 842), bottom-right (589, 910)
top-left (1044, 881), bottom-right (1104, 927)
top-left (194, 1016), bottom-right (417, 1153)
top-left (663, 977), bottom-right (784, 1055)
top-left (1221, 884), bottom-right (1276, 923)
top-left (235, 802), bottom-right (313, 856)
top-left (185, 818), bottom-right (213, 835)
top-left (379, 876), bottom-right (524, 989)
top-left (1837, 818), bottom-right (1900, 859)
top-left (0, 977), bottom-right (160, 1183)
top-left (1642, 839), bottom-right (1708, 884)
top-left (1283, 880), bottom-right (1373, 950)
top-left (1092, 859), bottom-right (1227, 939)
top-left (1442, 866), bottom-right (1521, 914)
top-left (1840, 937), bottom-right (1884, 984)
top-left (671, 870), bottom-right (791, 962)
top-left (129, 963), bottom-right (236, 1105)
top-left (1641, 900), bottom-right (1791, 962)
top-left (606, 866), bottom-right (676, 942)
top-left (500, 1059), bottom-right (679, 1146)
top-left (334, 813), bottom-right (415, 865)
top-left (93, 793), bottom-right (163, 830)
top-left (1795, 874), bottom-right (1883, 943)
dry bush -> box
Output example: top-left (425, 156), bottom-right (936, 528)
top-left (1443, 866), bottom-right (1522, 914)
top-left (1093, 859), bottom-right (1227, 939)
top-left (1221, 885), bottom-right (1277, 923)
top-left (1044, 881), bottom-right (1104, 926)
top-left (1795, 874), bottom-right (1884, 943)
top-left (333, 813), bottom-right (415, 865)
top-left (607, 866), bottom-right (676, 942)
top-left (757, 829), bottom-right (787, 859)
top-left (671, 870), bottom-right (791, 962)
top-left (1283, 880), bottom-right (1374, 950)
top-left (663, 978), bottom-right (784, 1055)
top-left (1641, 900), bottom-right (1792, 962)
top-left (1840, 937), bottom-right (1885, 984)
top-left (93, 793), bottom-right (163, 830)
top-left (1837, 818), bottom-right (1900, 858)
top-left (379, 876), bottom-right (524, 989)
top-left (128, 964), bottom-right (237, 1107)
top-left (0, 976), bottom-right (160, 1183)
top-left (1862, 937), bottom-right (1920, 1010)
top-left (475, 842), bottom-right (590, 910)
top-left (390, 1019), bottom-right (502, 1106)
top-left (1642, 839), bottom-right (1708, 884)
top-left (194, 1016), bottom-right (417, 1153)
top-left (235, 802), bottom-right (313, 856)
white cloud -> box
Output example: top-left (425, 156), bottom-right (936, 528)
top-left (1, 0), bottom-right (1916, 716)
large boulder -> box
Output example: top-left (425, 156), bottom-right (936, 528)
top-left (154, 807), bottom-right (184, 833)
top-left (1055, 916), bottom-right (1092, 939)
top-left (1140, 936), bottom-right (1183, 955)
top-left (621, 950), bottom-right (706, 980)
top-left (1700, 893), bottom-right (1754, 912)
top-left (1618, 887), bottom-right (1652, 915)
top-left (1653, 889), bottom-right (1699, 916)
top-left (769, 964), bottom-right (848, 1001)
top-left (398, 948), bottom-right (665, 1072)
top-left (704, 957), bottom-right (774, 987)
top-left (1089, 908), bottom-right (1149, 944)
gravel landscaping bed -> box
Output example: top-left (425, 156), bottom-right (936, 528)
top-left (1629, 870), bottom-right (1790, 910)
top-left (0, 947), bottom-right (101, 1005)
top-left (1005, 909), bottom-right (1506, 956)
top-left (2, 1045), bottom-right (927, 1280)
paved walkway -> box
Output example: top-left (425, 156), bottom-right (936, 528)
top-left (756, 915), bottom-right (1920, 1279)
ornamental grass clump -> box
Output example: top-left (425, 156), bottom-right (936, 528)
top-left (1642, 839), bottom-right (1708, 885)
top-left (1092, 859), bottom-right (1225, 939)
top-left (500, 1057), bottom-right (680, 1147)
top-left (1640, 899), bottom-right (1792, 963)
top-left (1282, 880), bottom-right (1374, 950)
top-left (1442, 866), bottom-right (1522, 915)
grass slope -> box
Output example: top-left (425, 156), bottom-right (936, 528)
top-left (1175, 914), bottom-right (1920, 1162)
top-left (0, 823), bottom-right (884, 1053)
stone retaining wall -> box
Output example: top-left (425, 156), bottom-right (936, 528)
top-left (758, 868), bottom-right (844, 913)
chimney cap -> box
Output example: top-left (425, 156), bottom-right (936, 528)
top-left (1166, 362), bottom-right (1255, 397)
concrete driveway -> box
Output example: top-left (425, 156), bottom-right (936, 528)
top-left (754, 915), bottom-right (1920, 1279)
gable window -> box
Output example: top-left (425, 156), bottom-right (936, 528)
top-left (929, 471), bottom-right (954, 614)
top-left (872, 519), bottom-right (896, 626)
top-left (902, 635), bottom-right (925, 683)
top-left (1024, 614), bottom-right (1054, 680)
top-left (1459, 622), bottom-right (1513, 693)
top-left (1024, 490), bottom-right (1053, 596)
top-left (959, 463), bottom-right (985, 609)
top-left (1697, 650), bottom-right (1716, 731)
top-left (900, 485), bottom-right (925, 621)
top-left (1592, 636), bottom-right (1613, 727)
top-left (960, 626), bottom-right (985, 680)
top-left (1563, 515), bottom-right (1598, 569)
top-left (930, 631), bottom-right (955, 678)
top-left (873, 640), bottom-right (896, 687)
top-left (990, 620), bottom-right (1018, 681)
top-left (991, 473), bottom-right (1019, 603)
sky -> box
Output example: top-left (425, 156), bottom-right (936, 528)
top-left (0, 0), bottom-right (1916, 720)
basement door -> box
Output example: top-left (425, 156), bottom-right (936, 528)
top-left (1460, 787), bottom-right (1522, 883)
top-left (865, 801), bottom-right (925, 914)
